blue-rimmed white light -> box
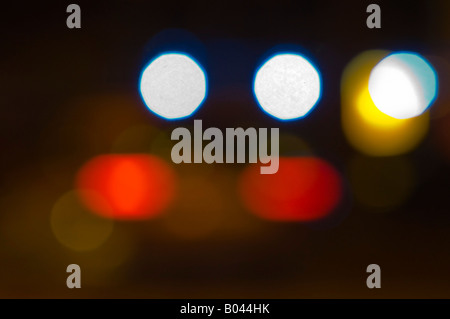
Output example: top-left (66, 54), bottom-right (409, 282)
top-left (253, 53), bottom-right (322, 120)
top-left (139, 53), bottom-right (207, 120)
top-left (368, 52), bottom-right (438, 119)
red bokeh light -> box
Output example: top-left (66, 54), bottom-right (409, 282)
top-left (239, 157), bottom-right (343, 222)
top-left (76, 154), bottom-right (176, 220)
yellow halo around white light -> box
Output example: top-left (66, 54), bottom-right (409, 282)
top-left (341, 50), bottom-right (429, 157)
top-left (139, 53), bottom-right (207, 120)
top-left (368, 52), bottom-right (438, 119)
top-left (253, 53), bottom-right (321, 120)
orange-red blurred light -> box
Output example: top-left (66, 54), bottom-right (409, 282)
top-left (76, 154), bottom-right (176, 220)
top-left (239, 157), bottom-right (343, 222)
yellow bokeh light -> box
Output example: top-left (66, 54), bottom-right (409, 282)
top-left (341, 50), bottom-right (429, 156)
top-left (51, 191), bottom-right (114, 252)
top-left (356, 88), bottom-right (410, 129)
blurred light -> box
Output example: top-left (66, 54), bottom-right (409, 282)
top-left (369, 52), bottom-right (438, 119)
top-left (253, 53), bottom-right (321, 120)
top-left (51, 191), bottom-right (114, 251)
top-left (159, 165), bottom-right (266, 240)
top-left (239, 157), bottom-right (343, 222)
top-left (76, 154), bottom-right (176, 220)
top-left (62, 226), bottom-right (135, 285)
top-left (139, 53), bottom-right (207, 119)
top-left (341, 50), bottom-right (429, 156)
top-left (349, 155), bottom-right (416, 211)
top-left (163, 173), bottom-right (225, 240)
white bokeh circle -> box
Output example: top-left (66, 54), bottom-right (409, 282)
top-left (253, 53), bottom-right (321, 120)
top-left (139, 53), bottom-right (207, 119)
top-left (368, 52), bottom-right (438, 119)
